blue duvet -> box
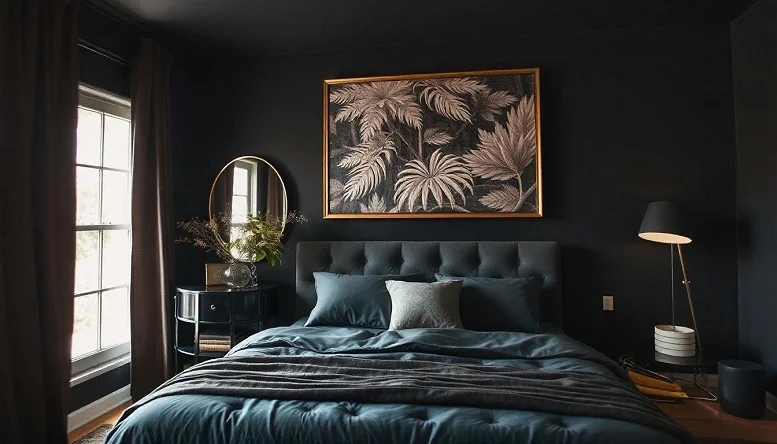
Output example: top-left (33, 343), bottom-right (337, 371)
top-left (107, 323), bottom-right (687, 444)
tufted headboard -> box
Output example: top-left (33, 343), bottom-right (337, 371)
top-left (296, 241), bottom-right (562, 326)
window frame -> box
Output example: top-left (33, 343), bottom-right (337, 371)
top-left (231, 159), bottom-right (258, 222)
top-left (228, 160), bottom-right (258, 259)
top-left (72, 84), bottom-right (132, 377)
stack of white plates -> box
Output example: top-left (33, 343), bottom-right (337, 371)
top-left (654, 325), bottom-right (696, 357)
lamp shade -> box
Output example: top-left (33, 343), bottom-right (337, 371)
top-left (638, 201), bottom-right (692, 244)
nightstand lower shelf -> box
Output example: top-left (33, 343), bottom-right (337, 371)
top-left (175, 345), bottom-right (227, 359)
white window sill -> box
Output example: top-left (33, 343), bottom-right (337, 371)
top-left (70, 353), bottom-right (131, 387)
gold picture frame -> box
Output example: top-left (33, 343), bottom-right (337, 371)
top-left (205, 263), bottom-right (229, 286)
top-left (323, 68), bottom-right (542, 219)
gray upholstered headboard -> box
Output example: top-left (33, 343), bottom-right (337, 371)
top-left (296, 241), bottom-right (562, 326)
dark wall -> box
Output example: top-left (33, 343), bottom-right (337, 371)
top-left (732, 0), bottom-right (777, 395)
top-left (78, 2), bottom-right (136, 97)
top-left (68, 365), bottom-right (130, 413)
top-left (171, 54), bottom-right (239, 287)
top-left (172, 24), bottom-right (740, 359)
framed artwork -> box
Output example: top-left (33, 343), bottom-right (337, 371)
top-left (205, 263), bottom-right (229, 286)
top-left (323, 68), bottom-right (541, 219)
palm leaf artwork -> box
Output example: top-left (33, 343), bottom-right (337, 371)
top-left (339, 132), bottom-right (397, 202)
top-left (462, 96), bottom-right (537, 212)
top-left (331, 81), bottom-right (422, 142)
top-left (359, 194), bottom-right (388, 213)
top-left (326, 70), bottom-right (540, 217)
top-left (394, 149), bottom-right (473, 212)
top-left (413, 78), bottom-right (487, 123)
top-left (463, 96), bottom-right (536, 181)
top-left (422, 127), bottom-right (454, 146)
top-left (478, 183), bottom-right (536, 212)
top-left (474, 87), bottom-right (519, 122)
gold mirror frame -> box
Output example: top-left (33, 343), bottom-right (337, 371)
top-left (208, 156), bottom-right (289, 245)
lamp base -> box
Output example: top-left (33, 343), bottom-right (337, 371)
top-left (654, 325), bottom-right (696, 357)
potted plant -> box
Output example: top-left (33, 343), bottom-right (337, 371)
top-left (177, 211), bottom-right (305, 287)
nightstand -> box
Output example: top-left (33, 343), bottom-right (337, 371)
top-left (174, 282), bottom-right (278, 373)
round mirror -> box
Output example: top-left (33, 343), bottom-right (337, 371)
top-left (208, 156), bottom-right (288, 253)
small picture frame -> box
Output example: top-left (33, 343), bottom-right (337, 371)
top-left (205, 263), bottom-right (229, 286)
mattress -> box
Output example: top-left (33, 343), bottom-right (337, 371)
top-left (106, 322), bottom-right (687, 444)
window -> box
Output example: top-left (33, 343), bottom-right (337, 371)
top-left (229, 160), bottom-right (258, 249)
top-left (72, 85), bottom-right (132, 375)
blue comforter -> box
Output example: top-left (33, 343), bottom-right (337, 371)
top-left (107, 323), bottom-right (687, 444)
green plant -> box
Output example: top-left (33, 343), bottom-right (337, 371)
top-left (176, 211), bottom-right (305, 265)
top-left (228, 212), bottom-right (306, 266)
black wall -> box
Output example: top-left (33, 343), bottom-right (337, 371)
top-left (732, 0), bottom-right (777, 395)
top-left (173, 24), bottom-right (740, 359)
top-left (68, 365), bottom-right (131, 413)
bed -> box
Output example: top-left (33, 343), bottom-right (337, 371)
top-left (107, 241), bottom-right (692, 444)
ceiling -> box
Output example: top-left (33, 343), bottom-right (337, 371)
top-left (101, 0), bottom-right (755, 55)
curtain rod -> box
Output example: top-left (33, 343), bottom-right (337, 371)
top-left (78, 40), bottom-right (131, 67)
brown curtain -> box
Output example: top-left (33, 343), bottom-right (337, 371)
top-left (130, 39), bottom-right (174, 400)
top-left (265, 169), bottom-right (283, 221)
top-left (212, 164), bottom-right (235, 240)
top-left (0, 1), bottom-right (79, 443)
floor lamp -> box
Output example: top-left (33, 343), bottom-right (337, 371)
top-left (638, 201), bottom-right (702, 357)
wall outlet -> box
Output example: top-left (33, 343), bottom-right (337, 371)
top-left (603, 295), bottom-right (614, 311)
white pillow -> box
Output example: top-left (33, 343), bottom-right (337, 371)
top-left (384, 280), bottom-right (463, 331)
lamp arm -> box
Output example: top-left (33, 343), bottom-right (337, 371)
top-left (675, 244), bottom-right (702, 352)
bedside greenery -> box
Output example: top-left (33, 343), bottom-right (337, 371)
top-left (229, 212), bottom-right (306, 265)
top-left (176, 211), bottom-right (305, 266)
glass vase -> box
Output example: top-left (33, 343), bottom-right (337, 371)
top-left (223, 263), bottom-right (252, 288)
top-left (248, 262), bottom-right (257, 287)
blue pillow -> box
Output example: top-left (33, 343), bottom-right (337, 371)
top-left (435, 274), bottom-right (544, 333)
top-left (306, 272), bottom-right (424, 328)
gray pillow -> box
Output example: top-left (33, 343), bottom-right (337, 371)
top-left (306, 272), bottom-right (424, 328)
top-left (384, 280), bottom-right (463, 331)
top-left (435, 274), bottom-right (544, 333)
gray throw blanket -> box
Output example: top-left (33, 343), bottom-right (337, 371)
top-left (128, 355), bottom-right (693, 443)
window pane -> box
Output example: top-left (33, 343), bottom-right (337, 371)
top-left (229, 226), bottom-right (246, 259)
top-left (102, 230), bottom-right (130, 288)
top-left (101, 170), bottom-right (129, 224)
top-left (233, 167), bottom-right (248, 195)
top-left (77, 108), bottom-right (102, 166)
top-left (231, 196), bottom-right (248, 223)
top-left (101, 287), bottom-right (129, 348)
top-left (103, 116), bottom-right (130, 170)
top-left (75, 231), bottom-right (100, 294)
top-left (73, 294), bottom-right (99, 358)
top-left (76, 167), bottom-right (100, 225)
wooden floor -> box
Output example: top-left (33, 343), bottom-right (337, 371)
top-left (67, 399), bottom-right (777, 443)
top-left (68, 402), bottom-right (130, 444)
top-left (659, 397), bottom-right (777, 442)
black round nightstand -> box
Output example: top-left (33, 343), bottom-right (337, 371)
top-left (174, 282), bottom-right (278, 373)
